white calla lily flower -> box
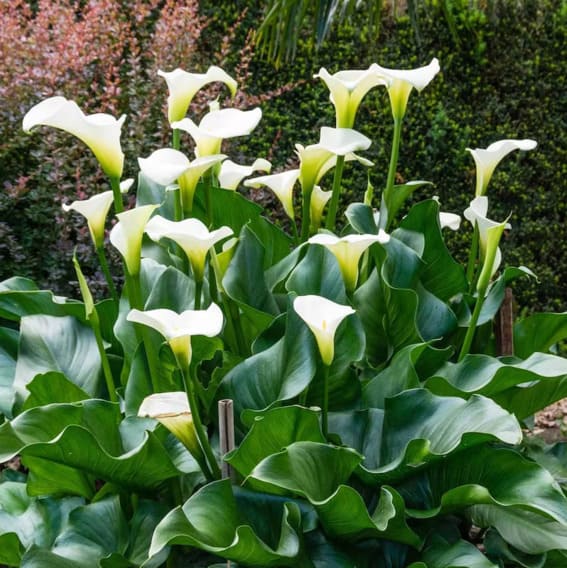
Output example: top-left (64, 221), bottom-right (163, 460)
top-left (310, 185), bottom-right (332, 230)
top-left (109, 204), bottom-right (158, 276)
top-left (372, 58), bottom-right (440, 120)
top-left (439, 212), bottom-right (461, 231)
top-left (314, 67), bottom-right (387, 128)
top-left (62, 191), bottom-right (116, 248)
top-left (464, 196), bottom-right (510, 279)
top-left (128, 303), bottom-right (223, 368)
top-left (297, 127), bottom-right (372, 192)
top-left (23, 96), bottom-right (125, 179)
top-left (308, 232), bottom-right (390, 290)
top-left (159, 66), bottom-right (237, 123)
top-left (293, 295), bottom-right (355, 365)
top-left (138, 148), bottom-right (226, 213)
top-left (173, 107), bottom-right (262, 158)
top-left (467, 139), bottom-right (537, 196)
top-left (218, 158), bottom-right (272, 190)
top-left (145, 216), bottom-right (233, 281)
top-left (245, 169), bottom-right (300, 220)
top-left (138, 392), bottom-right (203, 460)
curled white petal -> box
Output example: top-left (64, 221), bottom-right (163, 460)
top-left (139, 392), bottom-right (190, 418)
top-left (218, 158), bottom-right (272, 190)
top-left (245, 170), bottom-right (300, 220)
top-left (439, 212), bottom-right (461, 231)
top-left (138, 148), bottom-right (192, 186)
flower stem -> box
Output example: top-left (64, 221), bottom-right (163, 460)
top-left (172, 128), bottom-right (180, 151)
top-left (172, 186), bottom-right (183, 222)
top-left (300, 184), bottom-right (314, 242)
top-left (466, 223), bottom-right (480, 292)
top-left (183, 365), bottom-right (221, 480)
top-left (325, 155), bottom-right (346, 231)
top-left (321, 364), bottom-right (331, 438)
top-left (194, 278), bottom-right (202, 310)
top-left (290, 218), bottom-right (300, 247)
top-left (93, 316), bottom-right (118, 403)
top-left (381, 117), bottom-right (403, 231)
top-left (96, 246), bottom-right (119, 305)
top-left (458, 285), bottom-right (486, 361)
top-left (109, 176), bottom-right (124, 214)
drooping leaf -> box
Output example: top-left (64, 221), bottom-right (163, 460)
top-left (345, 202), bottom-right (378, 235)
top-left (22, 372), bottom-right (90, 410)
top-left (514, 312), bottom-right (567, 359)
top-left (0, 327), bottom-right (18, 417)
top-left (410, 536), bottom-right (498, 568)
top-left (385, 182), bottom-right (434, 233)
top-left (149, 478), bottom-right (305, 566)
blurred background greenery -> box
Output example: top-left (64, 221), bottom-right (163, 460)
top-left (1, 0), bottom-right (565, 312)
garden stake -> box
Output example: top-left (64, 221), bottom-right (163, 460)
top-left (218, 399), bottom-right (235, 481)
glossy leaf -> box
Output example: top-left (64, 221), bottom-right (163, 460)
top-left (410, 537), bottom-right (498, 568)
top-left (345, 202), bottom-right (378, 235)
top-left (514, 312), bottom-right (567, 359)
top-left (0, 327), bottom-right (18, 417)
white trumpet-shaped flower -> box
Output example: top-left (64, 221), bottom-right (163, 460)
top-left (297, 127), bottom-right (372, 192)
top-left (145, 216), bottom-right (233, 281)
top-left (218, 158), bottom-right (271, 190)
top-left (23, 96), bottom-right (126, 179)
top-left (310, 185), bottom-right (332, 230)
top-left (314, 66), bottom-right (387, 128)
top-left (439, 212), bottom-right (462, 231)
top-left (159, 66), bottom-right (237, 123)
top-left (128, 303), bottom-right (223, 368)
top-left (245, 169), bottom-right (300, 220)
top-left (138, 148), bottom-right (226, 213)
top-left (138, 392), bottom-right (203, 461)
top-left (372, 58), bottom-right (440, 120)
top-left (293, 295), bottom-right (355, 365)
top-left (173, 107), bottom-right (262, 158)
top-left (308, 232), bottom-right (390, 291)
top-left (464, 196), bottom-right (510, 281)
top-left (467, 139), bottom-right (537, 196)
top-left (109, 204), bottom-right (158, 276)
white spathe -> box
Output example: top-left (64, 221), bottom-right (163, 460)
top-left (314, 66), bottom-right (387, 128)
top-left (145, 216), bottom-right (233, 281)
top-left (128, 303), bottom-right (224, 367)
top-left (245, 169), bottom-right (300, 220)
top-left (109, 204), bottom-right (159, 276)
top-left (159, 66), bottom-right (237, 123)
top-left (439, 212), bottom-right (462, 231)
top-left (371, 58), bottom-right (440, 120)
top-left (173, 107), bottom-right (262, 158)
top-left (293, 295), bottom-right (355, 366)
top-left (218, 158), bottom-right (272, 190)
top-left (467, 139), bottom-right (537, 196)
top-left (308, 232), bottom-right (390, 290)
top-left (23, 96), bottom-right (125, 179)
top-left (310, 185), bottom-right (332, 230)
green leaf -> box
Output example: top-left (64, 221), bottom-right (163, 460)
top-left (414, 536), bottom-right (498, 567)
top-left (315, 484), bottom-right (421, 548)
top-left (514, 312), bottom-right (567, 359)
top-left (136, 171), bottom-right (175, 218)
top-left (469, 505), bottom-right (567, 554)
top-left (385, 182), bottom-right (434, 230)
top-left (286, 244), bottom-right (347, 303)
top-left (345, 202), bottom-right (378, 235)
top-left (150, 478), bottom-right (304, 566)
top-left (14, 315), bottom-right (102, 408)
top-left (0, 277), bottom-right (84, 322)
top-left (22, 372), bottom-right (90, 410)
top-left (0, 327), bottom-right (18, 417)
top-left (484, 528), bottom-right (545, 568)
top-left (144, 264), bottom-right (196, 311)
top-left (0, 532), bottom-right (24, 567)
top-left (218, 299), bottom-right (317, 434)
top-left (245, 441), bottom-right (362, 501)
top-left (0, 401), bottom-right (182, 491)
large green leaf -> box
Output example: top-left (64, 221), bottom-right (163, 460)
top-left (399, 445), bottom-right (567, 523)
top-left (0, 277), bottom-right (84, 322)
top-left (245, 441), bottom-right (362, 501)
top-left (345, 202), bottom-right (378, 235)
top-left (0, 327), bottom-right (18, 417)
top-left (286, 244), bottom-right (347, 303)
top-left (149, 478), bottom-right (306, 566)
top-left (409, 537), bottom-right (498, 568)
top-left (218, 299), bottom-right (317, 434)
top-left (384, 182), bottom-right (434, 232)
top-left (13, 315), bottom-right (102, 409)
top-left (469, 505), bottom-right (567, 554)
top-left (514, 312), bottom-right (567, 359)
top-left (22, 372), bottom-right (90, 410)
top-left (484, 528), bottom-right (546, 568)
top-left (0, 401), bottom-right (182, 492)
top-left (0, 481), bottom-right (83, 566)
top-left (226, 406), bottom-right (325, 477)
top-left (425, 352), bottom-right (567, 417)
top-left (330, 389), bottom-right (521, 485)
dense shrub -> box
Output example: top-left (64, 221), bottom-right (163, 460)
top-left (1, 0), bottom-right (565, 311)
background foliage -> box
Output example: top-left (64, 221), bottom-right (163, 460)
top-left (1, 0), bottom-right (565, 311)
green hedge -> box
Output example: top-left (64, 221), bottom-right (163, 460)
top-left (1, 0), bottom-right (565, 312)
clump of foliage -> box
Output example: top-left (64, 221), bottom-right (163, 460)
top-left (1, 49), bottom-right (567, 567)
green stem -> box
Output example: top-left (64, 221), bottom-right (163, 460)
top-left (109, 176), bottom-right (124, 214)
top-left (300, 184), bottom-right (314, 242)
top-left (172, 186), bottom-right (183, 222)
top-left (183, 366), bottom-right (221, 480)
top-left (172, 128), bottom-right (180, 151)
top-left (96, 246), bottom-right (119, 305)
top-left (381, 117), bottom-right (403, 231)
top-left (91, 312), bottom-right (118, 403)
top-left (325, 155), bottom-right (346, 231)
top-left (458, 284), bottom-right (487, 361)
top-left (194, 278), bottom-right (202, 310)
top-left (290, 218), bottom-right (300, 247)
top-left (321, 364), bottom-right (330, 438)
top-left (204, 170), bottom-right (215, 227)
top-left (466, 223), bottom-right (480, 292)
